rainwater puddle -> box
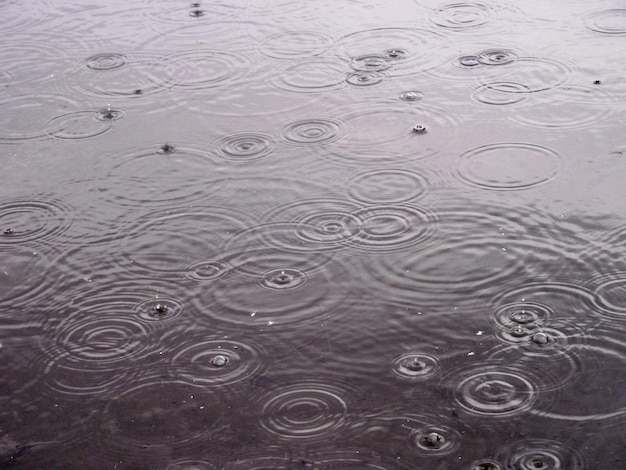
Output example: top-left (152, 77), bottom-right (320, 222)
top-left (0, 0), bottom-right (623, 468)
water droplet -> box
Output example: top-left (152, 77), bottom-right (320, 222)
top-left (3, 228), bottom-right (14, 235)
top-left (150, 303), bottom-right (170, 317)
top-left (210, 354), bottom-right (228, 367)
top-left (531, 332), bottom-right (550, 344)
top-left (421, 431), bottom-right (445, 449)
top-left (413, 124), bottom-right (427, 134)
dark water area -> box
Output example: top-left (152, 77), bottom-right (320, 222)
top-left (1, 0), bottom-right (625, 468)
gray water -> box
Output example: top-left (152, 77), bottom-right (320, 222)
top-left (1, 0), bottom-right (625, 468)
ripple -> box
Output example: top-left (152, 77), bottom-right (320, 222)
top-left (274, 58), bottom-right (348, 93)
top-left (411, 424), bottom-right (461, 456)
top-left (452, 366), bottom-right (538, 417)
top-left (223, 246), bottom-right (334, 277)
top-left (470, 459), bottom-right (502, 470)
top-left (118, 206), bottom-right (255, 277)
top-left (167, 459), bottom-right (217, 470)
top-left (185, 259), bottom-right (232, 281)
top-left (98, 375), bottom-right (227, 462)
top-left (260, 30), bottom-right (334, 59)
top-left (132, 296), bottom-right (186, 323)
top-left (337, 27), bottom-right (448, 76)
top-left (345, 71), bottom-right (386, 87)
top-left (78, 52), bottom-right (171, 98)
top-left (164, 50), bottom-right (249, 90)
top-left (45, 111), bottom-right (113, 140)
top-left (391, 353), bottom-right (440, 380)
top-left (261, 198), bottom-right (364, 252)
top-left (531, 333), bottom-right (625, 422)
top-left (509, 84), bottom-right (620, 129)
top-left (329, 100), bottom-right (461, 164)
top-left (0, 196), bottom-right (73, 247)
top-left (429, 2), bottom-right (523, 33)
top-left (493, 282), bottom-right (600, 331)
top-left (399, 90), bottom-right (424, 102)
top-left (493, 301), bottom-right (552, 333)
top-left (98, 143), bottom-right (222, 207)
top-left (170, 337), bottom-right (264, 387)
top-left (220, 448), bottom-right (294, 469)
top-left (591, 272), bottom-right (626, 319)
top-left (476, 48), bottom-right (518, 65)
top-left (471, 82), bottom-right (533, 105)
top-left (305, 448), bottom-right (410, 470)
top-left (257, 381), bottom-right (348, 442)
top-left (348, 204), bottom-right (438, 252)
top-left (0, 0), bottom-right (58, 35)
top-left (585, 9), bottom-right (626, 35)
top-left (347, 169), bottom-right (429, 204)
top-left (260, 268), bottom-right (307, 290)
top-left (454, 142), bottom-right (562, 191)
top-left (280, 116), bottom-right (347, 146)
top-left (497, 439), bottom-right (586, 469)
top-left (478, 57), bottom-right (574, 94)
top-left (86, 52), bottom-right (128, 70)
top-left (0, 94), bottom-right (81, 142)
top-left (213, 132), bottom-right (276, 162)
top-left (193, 256), bottom-right (351, 328)
top-left (350, 54), bottom-right (392, 73)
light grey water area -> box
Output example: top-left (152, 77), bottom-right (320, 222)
top-left (1, 0), bottom-right (625, 468)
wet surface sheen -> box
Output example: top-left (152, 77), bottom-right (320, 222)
top-left (0, 0), bottom-right (624, 468)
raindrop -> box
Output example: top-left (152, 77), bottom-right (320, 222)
top-left (399, 90), bottom-right (424, 101)
top-left (412, 124), bottom-right (427, 133)
top-left (211, 355), bottom-right (228, 367)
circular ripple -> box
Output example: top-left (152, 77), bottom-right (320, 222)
top-left (478, 57), bottom-right (573, 94)
top-left (0, 94), bottom-right (80, 142)
top-left (330, 100), bottom-right (461, 164)
top-left (431, 2), bottom-right (495, 29)
top-left (133, 296), bottom-right (185, 323)
top-left (454, 142), bottom-right (562, 191)
top-left (260, 268), bottom-right (307, 290)
top-left (78, 52), bottom-right (171, 98)
top-left (585, 9), bottom-right (626, 35)
top-left (509, 84), bottom-right (620, 130)
top-left (280, 117), bottom-right (347, 146)
top-left (530, 336), bottom-right (625, 422)
top-left (337, 27), bottom-right (447, 76)
top-left (453, 367), bottom-right (538, 417)
top-left (0, 196), bottom-right (73, 247)
top-left (350, 54), bottom-right (391, 72)
top-left (274, 58), bottom-right (348, 93)
top-left (86, 52), bottom-right (127, 70)
top-left (185, 260), bottom-right (232, 281)
top-left (260, 30), bottom-right (333, 59)
top-left (258, 382), bottom-right (348, 441)
top-left (399, 90), bottom-right (424, 102)
top-left (347, 169), bottom-right (428, 204)
top-left (164, 50), bottom-right (249, 90)
top-left (497, 439), bottom-right (586, 469)
top-left (98, 143), bottom-right (221, 207)
top-left (345, 71), bottom-right (386, 87)
top-left (470, 459), bottom-right (502, 470)
top-left (213, 132), bottom-right (276, 162)
top-left (348, 204), bottom-right (438, 252)
top-left (592, 272), bottom-right (626, 319)
top-left (411, 424), bottom-right (461, 456)
top-left (45, 111), bottom-right (112, 140)
top-left (95, 107), bottom-right (126, 121)
top-left (170, 338), bottom-right (264, 387)
top-left (224, 246), bottom-right (333, 277)
top-left (118, 206), bottom-right (255, 277)
top-left (262, 198), bottom-right (364, 252)
top-left (471, 82), bottom-right (532, 105)
top-left (476, 48), bottom-right (517, 65)
top-left (493, 301), bottom-right (552, 331)
top-left (195, 256), bottom-right (351, 328)
top-left (391, 353), bottom-right (440, 380)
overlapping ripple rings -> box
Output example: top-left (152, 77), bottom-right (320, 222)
top-left (497, 438), bottom-right (586, 469)
top-left (346, 168), bottom-right (429, 204)
top-left (118, 206), bottom-right (255, 277)
top-left (590, 272), bottom-right (626, 320)
top-left (329, 100), bottom-right (461, 165)
top-left (260, 30), bottom-right (334, 59)
top-left (454, 142), bottom-right (562, 191)
top-left (164, 50), bottom-right (250, 90)
top-left (584, 9), bottom-right (626, 35)
top-left (429, 2), bottom-right (523, 34)
top-left (213, 131), bottom-right (277, 162)
top-left (391, 353), bottom-right (441, 380)
top-left (336, 27), bottom-right (448, 76)
top-left (98, 143), bottom-right (223, 207)
top-left (280, 116), bottom-right (347, 146)
top-left (256, 381), bottom-right (349, 442)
